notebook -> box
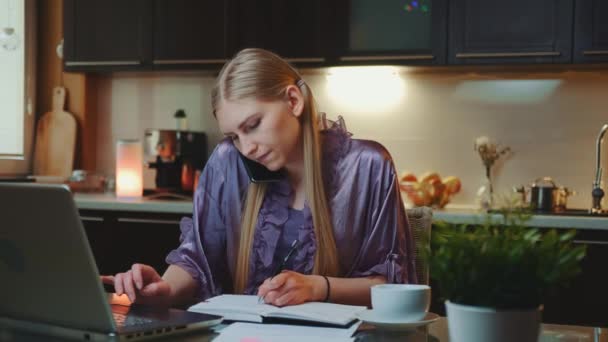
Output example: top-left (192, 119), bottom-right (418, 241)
top-left (0, 183), bottom-right (222, 341)
top-left (189, 295), bottom-right (367, 327)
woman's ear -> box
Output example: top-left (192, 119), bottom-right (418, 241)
top-left (285, 85), bottom-right (304, 118)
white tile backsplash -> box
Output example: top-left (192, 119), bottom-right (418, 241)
top-left (95, 68), bottom-right (608, 210)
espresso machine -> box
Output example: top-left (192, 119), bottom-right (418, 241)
top-left (143, 110), bottom-right (207, 198)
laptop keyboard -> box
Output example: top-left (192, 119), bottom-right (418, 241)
top-left (112, 312), bottom-right (155, 327)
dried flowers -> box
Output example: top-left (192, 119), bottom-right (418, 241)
top-left (474, 136), bottom-right (511, 179)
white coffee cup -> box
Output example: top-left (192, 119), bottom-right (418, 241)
top-left (371, 284), bottom-right (431, 322)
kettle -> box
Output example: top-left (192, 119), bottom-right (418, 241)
top-left (514, 177), bottom-right (575, 213)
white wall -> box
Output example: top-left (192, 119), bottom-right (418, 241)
top-left (95, 67), bottom-right (608, 210)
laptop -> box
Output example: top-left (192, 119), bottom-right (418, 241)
top-left (0, 183), bottom-right (222, 340)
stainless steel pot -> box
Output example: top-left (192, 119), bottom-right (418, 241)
top-left (515, 177), bottom-right (574, 213)
top-left (530, 177), bottom-right (558, 212)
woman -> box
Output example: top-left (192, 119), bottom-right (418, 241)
top-left (103, 48), bottom-right (417, 308)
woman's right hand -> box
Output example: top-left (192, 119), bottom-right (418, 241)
top-left (100, 263), bottom-right (172, 305)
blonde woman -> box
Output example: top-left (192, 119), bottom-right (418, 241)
top-left (103, 48), bottom-right (417, 308)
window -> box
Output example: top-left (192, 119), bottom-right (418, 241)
top-left (0, 0), bottom-right (34, 174)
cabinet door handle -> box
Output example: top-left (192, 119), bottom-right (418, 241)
top-left (117, 217), bottom-right (181, 225)
top-left (153, 59), bottom-right (228, 65)
top-left (455, 51), bottom-right (560, 58)
top-left (80, 216), bottom-right (104, 222)
top-left (284, 57), bottom-right (325, 63)
top-left (583, 50), bottom-right (608, 56)
top-left (65, 61), bottom-right (141, 66)
top-left (340, 55), bottom-right (434, 61)
top-left (573, 240), bottom-right (608, 246)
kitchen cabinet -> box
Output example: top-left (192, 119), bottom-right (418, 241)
top-left (448, 0), bottom-right (573, 65)
top-left (573, 0), bottom-right (608, 63)
top-left (64, 0), bottom-right (229, 72)
top-left (333, 0), bottom-right (447, 65)
top-left (230, 0), bottom-right (327, 65)
top-left (542, 229), bottom-right (608, 327)
top-left (65, 0), bottom-right (606, 70)
top-left (63, 0), bottom-right (149, 71)
top-left (79, 209), bottom-right (187, 276)
top-left (153, 0), bottom-right (229, 67)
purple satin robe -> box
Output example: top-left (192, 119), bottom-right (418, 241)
top-left (166, 120), bottom-right (417, 300)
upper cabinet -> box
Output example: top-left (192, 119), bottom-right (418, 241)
top-left (152, 0), bottom-right (229, 66)
top-left (64, 0), bottom-right (229, 72)
top-left (334, 0), bottom-right (448, 65)
top-left (448, 0), bottom-right (573, 64)
top-left (64, 0), bottom-right (606, 71)
top-left (63, 0), bottom-right (149, 71)
top-left (232, 0), bottom-right (327, 64)
top-left (573, 0), bottom-right (608, 63)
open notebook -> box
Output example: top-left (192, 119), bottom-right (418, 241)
top-left (189, 295), bottom-right (366, 327)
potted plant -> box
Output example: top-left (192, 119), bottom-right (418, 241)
top-left (426, 208), bottom-right (586, 342)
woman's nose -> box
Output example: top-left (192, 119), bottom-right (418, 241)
top-left (240, 137), bottom-right (258, 158)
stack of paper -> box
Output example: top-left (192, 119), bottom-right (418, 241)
top-left (214, 322), bottom-right (361, 342)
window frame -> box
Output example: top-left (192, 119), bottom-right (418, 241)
top-left (0, 0), bottom-right (36, 175)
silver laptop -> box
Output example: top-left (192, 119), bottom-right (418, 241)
top-left (0, 183), bottom-right (222, 341)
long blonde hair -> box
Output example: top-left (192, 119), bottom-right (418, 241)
top-left (211, 48), bottom-right (340, 293)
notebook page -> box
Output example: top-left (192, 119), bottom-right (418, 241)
top-left (266, 302), bottom-right (367, 325)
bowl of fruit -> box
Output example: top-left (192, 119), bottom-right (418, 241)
top-left (399, 171), bottom-right (461, 208)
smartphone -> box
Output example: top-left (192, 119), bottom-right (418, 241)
top-left (239, 153), bottom-right (286, 183)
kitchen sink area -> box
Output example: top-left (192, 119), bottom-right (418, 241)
top-left (486, 208), bottom-right (608, 217)
top-left (539, 209), bottom-right (608, 217)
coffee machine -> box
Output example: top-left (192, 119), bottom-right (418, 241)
top-left (143, 111), bottom-right (207, 198)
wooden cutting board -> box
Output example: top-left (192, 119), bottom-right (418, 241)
top-left (33, 87), bottom-right (77, 178)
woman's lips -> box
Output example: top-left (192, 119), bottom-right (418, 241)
top-left (257, 151), bottom-right (271, 164)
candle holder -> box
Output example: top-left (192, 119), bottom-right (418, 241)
top-left (115, 139), bottom-right (143, 199)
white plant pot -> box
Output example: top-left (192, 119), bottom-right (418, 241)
top-left (446, 300), bottom-right (542, 342)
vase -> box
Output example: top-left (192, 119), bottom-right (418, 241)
top-left (446, 301), bottom-right (542, 342)
top-left (476, 177), bottom-right (493, 211)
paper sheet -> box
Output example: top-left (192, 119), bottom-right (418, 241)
top-left (215, 322), bottom-right (361, 342)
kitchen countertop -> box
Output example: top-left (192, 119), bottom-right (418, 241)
top-left (73, 194), bottom-right (608, 230)
top-left (433, 207), bottom-right (608, 230)
top-left (74, 193), bottom-right (193, 214)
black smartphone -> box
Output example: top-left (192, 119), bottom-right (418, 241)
top-left (239, 153), bottom-right (286, 183)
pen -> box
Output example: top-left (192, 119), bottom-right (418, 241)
top-left (258, 239), bottom-right (300, 304)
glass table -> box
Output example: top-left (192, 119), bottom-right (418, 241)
top-left (2, 318), bottom-right (606, 341)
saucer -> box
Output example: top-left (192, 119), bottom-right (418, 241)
top-left (357, 311), bottom-right (440, 331)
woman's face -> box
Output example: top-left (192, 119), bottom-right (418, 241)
top-left (216, 86), bottom-right (304, 171)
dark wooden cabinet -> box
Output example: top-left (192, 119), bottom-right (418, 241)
top-left (573, 0), bottom-right (608, 63)
top-left (65, 0), bottom-right (605, 70)
top-left (542, 229), bottom-right (608, 327)
top-left (448, 0), bottom-right (574, 64)
top-left (80, 209), bottom-right (188, 276)
top-left (334, 0), bottom-right (447, 65)
top-left (64, 0), bottom-right (228, 71)
top-left (231, 0), bottom-right (327, 65)
top-left (153, 0), bottom-right (229, 67)
top-left (63, 0), bottom-right (149, 71)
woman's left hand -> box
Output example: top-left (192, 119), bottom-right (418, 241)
top-left (257, 271), bottom-right (326, 307)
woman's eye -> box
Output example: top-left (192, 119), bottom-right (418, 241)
top-left (247, 119), bottom-right (260, 131)
top-left (230, 135), bottom-right (239, 141)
